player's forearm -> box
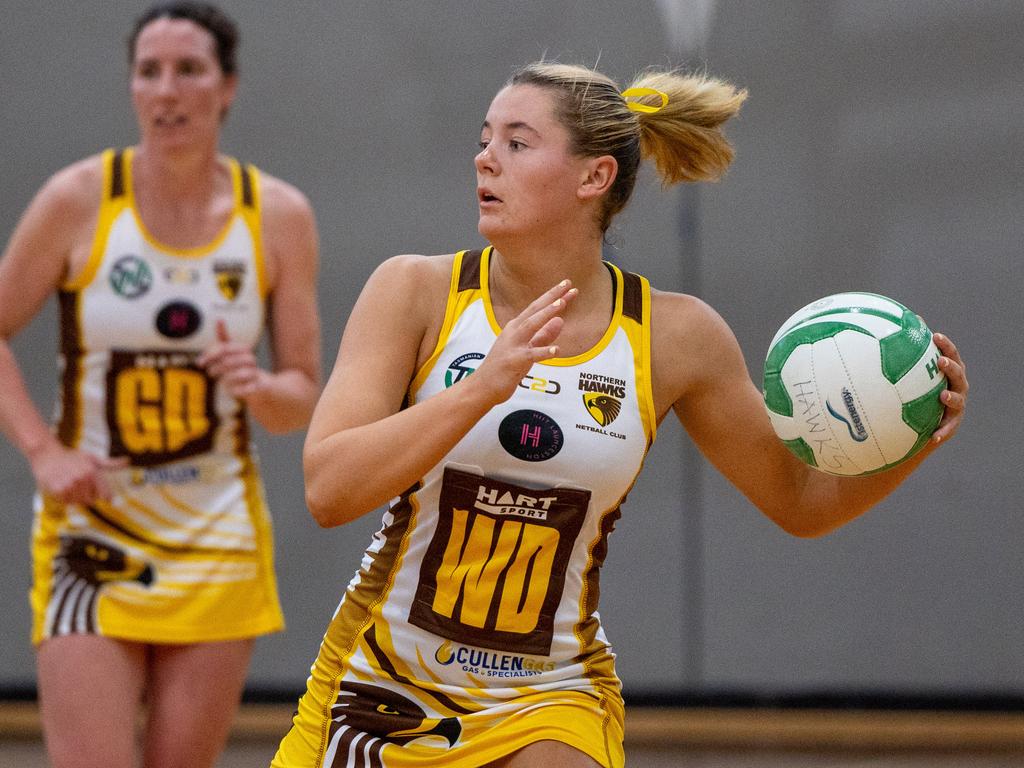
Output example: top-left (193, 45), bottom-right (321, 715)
top-left (303, 376), bottom-right (498, 527)
top-left (243, 368), bottom-right (320, 434)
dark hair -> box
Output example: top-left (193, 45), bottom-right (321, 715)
top-left (128, 1), bottom-right (239, 75)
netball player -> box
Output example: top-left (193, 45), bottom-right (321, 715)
top-left (272, 62), bottom-right (967, 767)
top-left (0, 3), bottom-right (321, 766)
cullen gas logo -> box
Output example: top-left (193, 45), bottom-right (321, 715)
top-left (434, 640), bottom-right (555, 678)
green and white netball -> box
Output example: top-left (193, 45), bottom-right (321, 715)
top-left (762, 292), bottom-right (947, 476)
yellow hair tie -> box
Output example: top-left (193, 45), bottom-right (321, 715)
top-left (621, 87), bottom-right (669, 114)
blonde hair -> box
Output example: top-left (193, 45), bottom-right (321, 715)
top-left (509, 62), bottom-right (747, 231)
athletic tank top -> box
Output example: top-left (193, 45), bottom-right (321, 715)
top-left (29, 147), bottom-right (284, 646)
top-left (325, 247), bottom-right (657, 706)
top-left (56, 146), bottom-right (266, 469)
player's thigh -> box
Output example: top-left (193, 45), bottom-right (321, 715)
top-left (487, 740), bottom-right (603, 768)
top-left (36, 634), bottom-right (148, 768)
top-left (141, 638), bottom-right (254, 768)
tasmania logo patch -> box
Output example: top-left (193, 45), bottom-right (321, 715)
top-left (109, 255), bottom-right (152, 299)
top-left (445, 352), bottom-right (485, 387)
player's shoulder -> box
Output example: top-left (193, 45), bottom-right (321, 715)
top-left (371, 252), bottom-right (457, 294)
top-left (650, 287), bottom-right (730, 340)
top-left (36, 153), bottom-right (106, 210)
top-left (650, 286), bottom-right (744, 385)
top-left (255, 169), bottom-right (314, 220)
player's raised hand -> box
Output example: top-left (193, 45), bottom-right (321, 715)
top-left (469, 280), bottom-right (577, 406)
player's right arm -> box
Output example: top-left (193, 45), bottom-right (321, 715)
top-left (0, 158), bottom-right (123, 503)
top-left (303, 254), bottom-right (575, 527)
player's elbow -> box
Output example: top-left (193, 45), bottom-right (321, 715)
top-left (303, 453), bottom-right (350, 528)
top-left (759, 502), bottom-right (842, 539)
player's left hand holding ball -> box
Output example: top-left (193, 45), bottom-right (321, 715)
top-left (930, 332), bottom-right (968, 445)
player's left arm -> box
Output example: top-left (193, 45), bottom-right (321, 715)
top-left (652, 290), bottom-right (968, 537)
top-left (200, 174), bottom-right (322, 433)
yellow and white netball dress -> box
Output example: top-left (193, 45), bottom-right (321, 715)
top-left (30, 148), bottom-right (283, 644)
top-left (274, 248), bottom-right (657, 768)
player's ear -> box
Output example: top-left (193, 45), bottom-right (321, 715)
top-left (577, 155), bottom-right (617, 201)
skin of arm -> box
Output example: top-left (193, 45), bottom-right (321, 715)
top-left (197, 175), bottom-right (322, 433)
top-left (303, 254), bottom-right (573, 527)
top-left (0, 158), bottom-right (126, 503)
top-left (652, 290), bottom-right (968, 538)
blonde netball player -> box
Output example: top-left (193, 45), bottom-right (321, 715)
top-left (273, 63), bottom-right (967, 767)
top-left (0, 3), bottom-right (320, 767)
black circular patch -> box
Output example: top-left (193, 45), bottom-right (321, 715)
top-left (155, 300), bottom-right (202, 339)
top-left (498, 409), bottom-right (564, 462)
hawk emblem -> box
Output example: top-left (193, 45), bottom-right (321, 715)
top-left (583, 393), bottom-right (621, 427)
top-left (46, 534), bottom-right (154, 636)
top-left (213, 261), bottom-right (245, 301)
top-left (325, 682), bottom-right (461, 767)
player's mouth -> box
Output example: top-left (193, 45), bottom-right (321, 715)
top-left (154, 114), bottom-right (188, 128)
top-left (478, 188), bottom-right (502, 205)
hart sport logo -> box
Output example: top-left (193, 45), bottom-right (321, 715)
top-left (109, 255), bottom-right (152, 298)
top-left (213, 260), bottom-right (246, 301)
top-left (583, 392), bottom-right (621, 426)
top-left (445, 352), bottom-right (485, 387)
top-left (826, 387), bottom-right (869, 442)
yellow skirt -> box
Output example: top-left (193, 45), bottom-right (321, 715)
top-left (29, 463), bottom-right (283, 645)
top-left (272, 672), bottom-right (625, 768)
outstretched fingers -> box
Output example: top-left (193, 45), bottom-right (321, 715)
top-left (508, 281), bottom-right (577, 353)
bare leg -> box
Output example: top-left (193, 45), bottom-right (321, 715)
top-left (36, 635), bottom-right (148, 768)
top-left (141, 638), bottom-right (254, 768)
top-left (487, 740), bottom-right (603, 768)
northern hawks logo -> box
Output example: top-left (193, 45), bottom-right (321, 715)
top-left (579, 372), bottom-right (625, 428)
top-left (109, 255), bottom-right (153, 298)
top-left (583, 393), bottom-right (621, 426)
top-left (213, 260), bottom-right (246, 301)
top-left (444, 352), bottom-right (485, 387)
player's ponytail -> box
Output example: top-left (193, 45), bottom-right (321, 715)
top-left (509, 62), bottom-right (746, 232)
top-left (625, 70), bottom-right (747, 186)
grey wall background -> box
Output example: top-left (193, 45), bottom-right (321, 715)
top-left (1, 1), bottom-right (1021, 701)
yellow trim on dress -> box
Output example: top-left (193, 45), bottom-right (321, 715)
top-left (480, 247), bottom-right (625, 367)
top-left (237, 160), bottom-right (269, 298)
top-left (123, 147), bottom-right (240, 258)
top-left (408, 250), bottom-right (468, 400)
top-left (64, 149), bottom-right (123, 292)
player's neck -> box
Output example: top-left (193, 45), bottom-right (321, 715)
top-left (132, 142), bottom-right (223, 205)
